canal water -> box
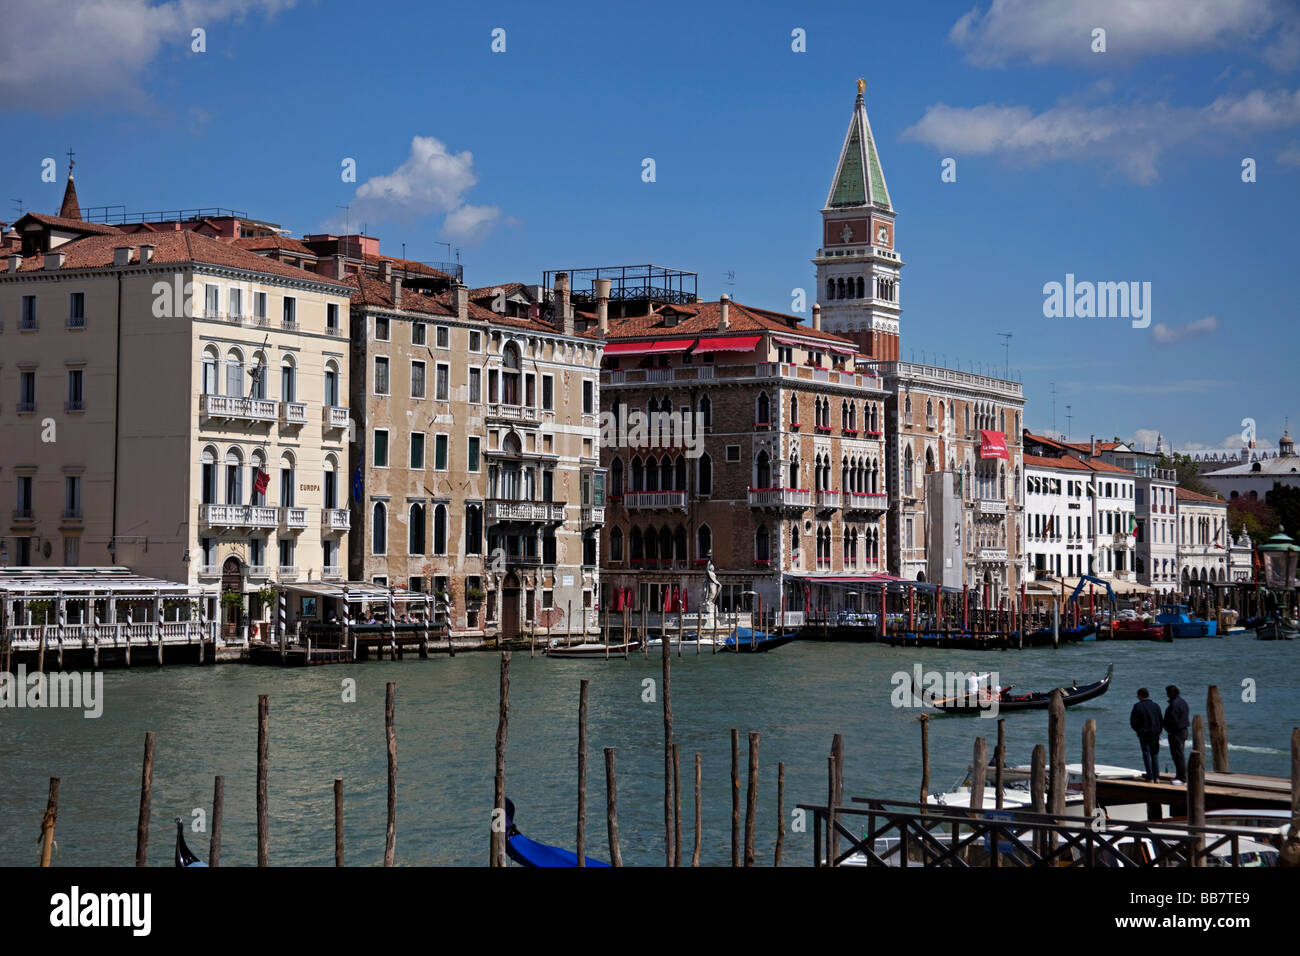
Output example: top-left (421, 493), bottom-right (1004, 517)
top-left (2, 639), bottom-right (1296, 866)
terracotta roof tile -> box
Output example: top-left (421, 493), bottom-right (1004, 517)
top-left (347, 274), bottom-right (496, 321)
top-left (13, 212), bottom-right (122, 236)
top-left (604, 299), bottom-right (857, 348)
top-left (11, 231), bottom-right (350, 287)
top-left (233, 235), bottom-right (316, 255)
top-left (1176, 487), bottom-right (1225, 503)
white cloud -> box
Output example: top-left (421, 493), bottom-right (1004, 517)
top-left (0, 1), bottom-right (295, 110)
top-left (1151, 315), bottom-right (1219, 344)
top-left (902, 90), bottom-right (1300, 183)
top-left (330, 136), bottom-right (503, 243)
top-left (1131, 427), bottom-right (1164, 451)
top-left (949, 0), bottom-right (1299, 70)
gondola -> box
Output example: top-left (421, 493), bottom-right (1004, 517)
top-left (719, 627), bottom-right (797, 653)
top-left (504, 799), bottom-right (610, 867)
top-left (917, 664), bottom-right (1113, 715)
top-left (544, 639), bottom-right (641, 658)
top-left (174, 818), bottom-right (206, 867)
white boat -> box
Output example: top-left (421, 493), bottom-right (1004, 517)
top-left (645, 632), bottom-right (724, 649)
top-left (544, 639), bottom-right (640, 659)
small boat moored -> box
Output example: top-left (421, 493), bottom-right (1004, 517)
top-left (915, 664), bottom-right (1114, 715)
top-left (544, 639), bottom-right (641, 658)
top-left (1154, 604), bottom-right (1218, 638)
top-left (719, 627), bottom-right (797, 653)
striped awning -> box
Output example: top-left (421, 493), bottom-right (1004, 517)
top-left (603, 339), bottom-right (695, 356)
top-left (693, 334), bottom-right (761, 353)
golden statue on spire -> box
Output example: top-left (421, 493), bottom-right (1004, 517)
top-left (857, 78), bottom-right (865, 95)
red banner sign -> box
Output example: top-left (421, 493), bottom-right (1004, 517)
top-left (980, 430), bottom-right (1009, 460)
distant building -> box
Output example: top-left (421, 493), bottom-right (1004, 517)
top-left (1200, 430), bottom-right (1300, 502)
top-left (1175, 487), bottom-right (1231, 587)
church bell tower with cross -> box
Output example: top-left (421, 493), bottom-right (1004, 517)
top-left (813, 80), bottom-right (902, 360)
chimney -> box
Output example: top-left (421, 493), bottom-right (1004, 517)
top-left (44, 251), bottom-right (66, 270)
top-left (391, 275), bottom-right (402, 309)
top-left (8, 253), bottom-right (24, 273)
top-left (718, 294), bottom-right (730, 331)
top-left (595, 278), bottom-right (611, 336)
top-left (113, 247), bottom-right (131, 267)
top-left (812, 302), bottom-right (821, 331)
top-left (139, 244), bottom-right (155, 263)
top-left (333, 254), bottom-right (346, 279)
top-left (555, 272), bottom-right (573, 335)
top-left (453, 283), bottom-right (468, 321)
top-left (379, 259), bottom-right (392, 282)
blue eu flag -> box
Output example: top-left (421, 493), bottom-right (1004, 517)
top-left (351, 466), bottom-right (363, 504)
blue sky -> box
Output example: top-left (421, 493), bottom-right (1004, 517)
top-left (4, 0), bottom-right (1299, 453)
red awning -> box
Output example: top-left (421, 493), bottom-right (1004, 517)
top-left (693, 334), bottom-right (761, 353)
top-left (603, 339), bottom-right (695, 356)
top-left (980, 430), bottom-right (1010, 460)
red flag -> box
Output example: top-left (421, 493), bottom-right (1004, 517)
top-left (662, 587), bottom-right (673, 613)
top-left (254, 469), bottom-right (270, 495)
top-left (623, 587), bottom-right (633, 611)
top-left (979, 430), bottom-right (1009, 460)
top-left (681, 588), bottom-right (689, 613)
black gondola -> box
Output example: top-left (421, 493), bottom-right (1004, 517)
top-left (175, 817), bottom-right (206, 867)
top-left (916, 664), bottom-right (1113, 715)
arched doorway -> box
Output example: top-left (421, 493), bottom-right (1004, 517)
top-left (221, 556), bottom-right (244, 640)
top-left (501, 572), bottom-right (520, 643)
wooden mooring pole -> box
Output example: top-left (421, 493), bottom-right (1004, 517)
top-left (334, 778), bottom-right (344, 867)
top-left (1082, 719), bottom-right (1097, 822)
top-left (672, 742), bottom-right (682, 868)
top-left (1284, 728), bottom-right (1300, 866)
top-left (492, 652), bottom-right (510, 867)
top-left (576, 679), bottom-right (589, 867)
top-left (994, 717), bottom-right (1006, 810)
top-left (135, 731), bottom-right (155, 866)
top-left (384, 681), bottom-right (397, 866)
top-left (730, 728), bottom-right (740, 866)
top-left (1207, 685), bottom-right (1229, 772)
top-left (692, 752), bottom-right (702, 868)
top-left (210, 775), bottom-right (224, 867)
top-left (971, 737), bottom-right (987, 811)
top-left (604, 747), bottom-right (622, 867)
top-left (1048, 689), bottom-right (1066, 815)
top-left (1192, 713), bottom-right (1206, 759)
top-left (257, 695), bottom-right (269, 866)
top-left (38, 777), bottom-right (59, 867)
top-left (1188, 749), bottom-right (1206, 866)
top-left (661, 635), bottom-right (675, 867)
top-left (830, 733), bottom-right (844, 863)
top-left (774, 761), bottom-right (786, 867)
top-left (1030, 743), bottom-right (1046, 856)
top-left (744, 731), bottom-right (760, 866)
top-left (919, 713), bottom-right (931, 805)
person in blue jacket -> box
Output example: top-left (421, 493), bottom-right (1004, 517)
top-left (1130, 688), bottom-right (1164, 782)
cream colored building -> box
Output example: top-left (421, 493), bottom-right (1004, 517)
top-left (0, 199), bottom-right (352, 629)
top-left (348, 266), bottom-right (605, 640)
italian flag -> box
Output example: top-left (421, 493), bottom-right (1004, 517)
top-left (1128, 515), bottom-right (1138, 537)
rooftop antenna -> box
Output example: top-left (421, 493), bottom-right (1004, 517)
top-left (997, 332), bottom-right (1012, 379)
top-left (10, 199), bottom-right (23, 218)
top-left (1050, 382), bottom-right (1057, 437)
top-left (1065, 404), bottom-right (1073, 442)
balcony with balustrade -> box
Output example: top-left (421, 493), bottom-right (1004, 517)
top-left (976, 498), bottom-right (1007, 517)
top-left (843, 492), bottom-right (888, 514)
top-left (248, 565), bottom-right (270, 580)
top-left (486, 499), bottom-right (567, 523)
top-left (323, 566), bottom-right (343, 580)
top-left (977, 548), bottom-right (1009, 563)
top-left (279, 507), bottom-right (308, 531)
top-left (200, 504), bottom-right (279, 529)
top-left (278, 565), bottom-right (299, 581)
top-left (581, 506), bottom-right (605, 526)
top-left (323, 405), bottom-right (350, 431)
top-left (747, 487), bottom-right (811, 510)
top-left (279, 401), bottom-right (307, 427)
top-left (621, 491), bottom-right (688, 512)
top-left (486, 403), bottom-right (541, 426)
top-left (814, 490), bottom-right (841, 511)
top-left (201, 394), bottom-right (278, 424)
top-left (322, 509), bottom-right (351, 533)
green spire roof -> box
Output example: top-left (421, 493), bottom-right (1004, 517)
top-left (826, 83), bottom-right (891, 211)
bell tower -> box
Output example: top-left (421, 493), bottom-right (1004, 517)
top-left (813, 79), bottom-right (902, 360)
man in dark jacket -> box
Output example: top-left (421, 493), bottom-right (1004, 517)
top-left (1163, 685), bottom-right (1191, 782)
top-left (1130, 688), bottom-right (1163, 781)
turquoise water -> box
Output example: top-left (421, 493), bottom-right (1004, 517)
top-left (2, 638), bottom-right (1296, 866)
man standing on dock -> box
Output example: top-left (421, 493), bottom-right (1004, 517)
top-left (1130, 688), bottom-right (1163, 782)
top-left (1163, 685), bottom-right (1190, 783)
